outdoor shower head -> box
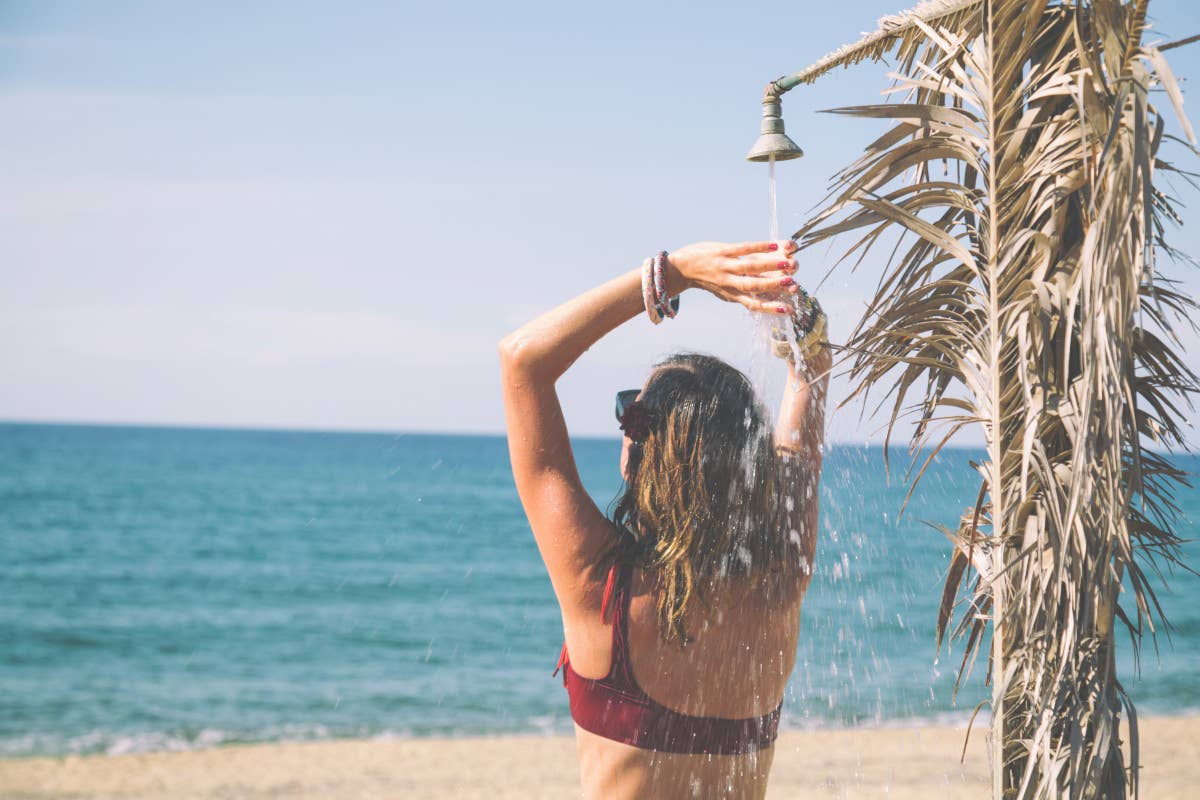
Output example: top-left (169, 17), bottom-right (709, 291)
top-left (746, 90), bottom-right (803, 163)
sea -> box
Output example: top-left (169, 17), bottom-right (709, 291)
top-left (2, 422), bottom-right (1197, 758)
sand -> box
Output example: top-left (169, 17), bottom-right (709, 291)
top-left (1, 715), bottom-right (1196, 799)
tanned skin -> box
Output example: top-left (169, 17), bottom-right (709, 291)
top-left (499, 240), bottom-right (829, 799)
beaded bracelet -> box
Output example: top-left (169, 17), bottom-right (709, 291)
top-left (652, 251), bottom-right (680, 319)
top-left (641, 252), bottom-right (679, 324)
top-left (652, 251), bottom-right (676, 319)
top-left (641, 257), bottom-right (663, 325)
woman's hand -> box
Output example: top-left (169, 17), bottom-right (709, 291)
top-left (667, 240), bottom-right (800, 315)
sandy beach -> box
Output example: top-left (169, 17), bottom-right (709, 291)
top-left (2, 715), bottom-right (1196, 799)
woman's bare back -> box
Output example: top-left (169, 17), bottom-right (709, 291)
top-left (568, 567), bottom-right (805, 799)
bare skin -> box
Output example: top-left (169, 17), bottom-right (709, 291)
top-left (499, 240), bottom-right (830, 799)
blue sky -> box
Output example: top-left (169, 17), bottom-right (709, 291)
top-left (3, 1), bottom-right (1199, 444)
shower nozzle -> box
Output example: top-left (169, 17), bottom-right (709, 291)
top-left (746, 92), bottom-right (803, 163)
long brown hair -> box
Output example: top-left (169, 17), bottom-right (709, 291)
top-left (611, 353), bottom-right (802, 644)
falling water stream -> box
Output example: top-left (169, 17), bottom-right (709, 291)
top-left (752, 151), bottom-right (886, 741)
top-left (769, 153), bottom-right (779, 242)
top-left (751, 151), bottom-right (969, 741)
top-left (749, 154), bottom-right (783, 364)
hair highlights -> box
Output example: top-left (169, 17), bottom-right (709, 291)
top-left (611, 353), bottom-right (801, 644)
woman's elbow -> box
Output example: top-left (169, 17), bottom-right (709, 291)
top-left (498, 331), bottom-right (540, 376)
top-left (497, 332), bottom-right (519, 365)
top-left (498, 329), bottom-right (525, 359)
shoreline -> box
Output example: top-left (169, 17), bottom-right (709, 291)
top-left (3, 714), bottom-right (1197, 799)
top-left (7, 707), bottom-right (1199, 760)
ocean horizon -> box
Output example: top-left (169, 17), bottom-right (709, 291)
top-left (2, 421), bottom-right (1197, 758)
top-left (0, 417), bottom-right (1009, 447)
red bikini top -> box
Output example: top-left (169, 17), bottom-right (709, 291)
top-left (553, 558), bottom-right (782, 755)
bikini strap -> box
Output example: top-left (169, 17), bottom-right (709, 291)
top-left (603, 558), bottom-right (637, 688)
top-left (554, 558), bottom-right (623, 680)
top-left (555, 555), bottom-right (634, 683)
top-left (552, 641), bottom-right (568, 678)
top-left (599, 559), bottom-right (620, 624)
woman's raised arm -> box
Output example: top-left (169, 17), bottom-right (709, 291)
top-left (498, 241), bottom-right (797, 615)
top-left (498, 266), bottom-right (653, 615)
top-left (773, 312), bottom-right (831, 585)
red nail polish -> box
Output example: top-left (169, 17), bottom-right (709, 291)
top-left (776, 305), bottom-right (788, 314)
top-left (768, 242), bottom-right (779, 251)
top-left (779, 260), bottom-right (792, 269)
top-left (780, 276), bottom-right (794, 286)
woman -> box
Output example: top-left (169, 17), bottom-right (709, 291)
top-left (498, 239), bottom-right (829, 799)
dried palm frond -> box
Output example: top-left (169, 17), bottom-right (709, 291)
top-left (789, 1), bottom-right (1197, 797)
top-left (781, 0), bottom-right (984, 87)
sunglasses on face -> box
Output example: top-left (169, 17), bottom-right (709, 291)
top-left (615, 389), bottom-right (640, 423)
